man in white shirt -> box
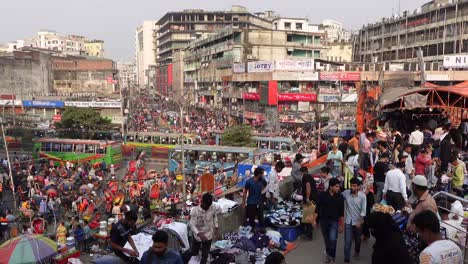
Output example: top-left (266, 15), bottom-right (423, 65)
top-left (383, 162), bottom-right (408, 210)
top-left (401, 148), bottom-right (415, 186)
top-left (409, 126), bottom-right (424, 158)
top-left (189, 193), bottom-right (218, 264)
top-left (414, 210), bottom-right (462, 264)
top-left (265, 161), bottom-right (285, 210)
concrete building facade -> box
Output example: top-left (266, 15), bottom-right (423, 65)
top-left (135, 21), bottom-right (158, 87)
top-left (353, 0), bottom-right (468, 64)
top-left (84, 40), bottom-right (105, 57)
top-left (117, 62), bottom-right (137, 89)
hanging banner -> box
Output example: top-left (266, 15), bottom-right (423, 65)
top-left (278, 93), bottom-right (317, 102)
top-left (22, 100), bottom-right (64, 108)
top-left (318, 94), bottom-right (341, 103)
top-left (276, 59), bottom-right (315, 71)
top-left (247, 61), bottom-right (274, 73)
top-left (443, 55), bottom-right (468, 69)
top-left (242, 93), bottom-right (260, 100)
top-left (64, 101), bottom-right (122, 108)
top-left (320, 72), bottom-right (361, 81)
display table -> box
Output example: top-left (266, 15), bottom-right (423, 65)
top-left (53, 250), bottom-right (80, 264)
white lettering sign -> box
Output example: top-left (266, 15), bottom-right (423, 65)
top-left (247, 61), bottom-right (274, 73)
top-left (443, 55), bottom-right (468, 68)
top-left (276, 59), bottom-right (315, 71)
top-left (64, 101), bottom-right (122, 108)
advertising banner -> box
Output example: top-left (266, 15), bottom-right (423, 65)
top-left (64, 101), bottom-right (122, 108)
top-left (297, 101), bottom-right (310, 112)
top-left (318, 94), bottom-right (341, 103)
top-left (22, 100), bottom-right (64, 108)
top-left (278, 93), bottom-right (317, 102)
top-left (276, 59), bottom-right (315, 71)
top-left (242, 93), bottom-right (260, 101)
top-left (319, 72), bottom-right (361, 81)
top-left (247, 61), bottom-right (274, 73)
top-left (443, 55), bottom-right (468, 68)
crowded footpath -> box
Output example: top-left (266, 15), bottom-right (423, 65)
top-left (0, 118), bottom-right (466, 264)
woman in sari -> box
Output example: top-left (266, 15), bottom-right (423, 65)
top-left (56, 222), bottom-right (67, 245)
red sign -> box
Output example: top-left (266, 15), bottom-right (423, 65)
top-left (243, 93), bottom-right (260, 100)
top-left (278, 93), bottom-right (317, 102)
top-left (53, 115), bottom-right (61, 121)
top-left (106, 77), bottom-right (114, 83)
top-left (320, 72), bottom-right (361, 81)
top-left (0, 95), bottom-right (15, 100)
top-left (268, 81), bottom-right (278, 106)
top-left (243, 92), bottom-right (317, 102)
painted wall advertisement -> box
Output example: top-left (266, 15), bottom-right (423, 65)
top-left (319, 72), bottom-right (361, 81)
top-left (247, 61), bottom-right (274, 73)
top-left (275, 59), bottom-right (315, 71)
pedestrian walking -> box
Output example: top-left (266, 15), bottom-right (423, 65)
top-left (343, 177), bottom-right (366, 264)
top-left (242, 167), bottom-right (267, 230)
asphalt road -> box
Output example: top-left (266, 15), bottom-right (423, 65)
top-left (286, 231), bottom-right (374, 264)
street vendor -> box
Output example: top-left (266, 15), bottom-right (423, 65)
top-left (110, 212), bottom-right (140, 263)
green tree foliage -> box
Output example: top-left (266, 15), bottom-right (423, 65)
top-left (221, 125), bottom-right (254, 147)
top-left (56, 107), bottom-right (112, 138)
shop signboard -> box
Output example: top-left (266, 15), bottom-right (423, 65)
top-left (319, 72), bottom-right (361, 81)
top-left (242, 93), bottom-right (260, 101)
top-left (275, 59), bottom-right (315, 71)
top-left (443, 55), bottom-right (468, 69)
top-left (273, 71), bottom-right (319, 81)
top-left (0, 100), bottom-right (22, 106)
top-left (53, 115), bottom-right (62, 121)
top-left (233, 63), bottom-right (246, 73)
top-left (247, 61), bottom-right (274, 73)
top-left (22, 100), bottom-right (64, 108)
top-left (297, 101), bottom-right (310, 112)
top-left (318, 94), bottom-right (341, 103)
top-left (278, 93), bottom-right (317, 102)
top-left (64, 101), bottom-right (122, 108)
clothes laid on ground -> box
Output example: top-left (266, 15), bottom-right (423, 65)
top-left (123, 232), bottom-right (153, 260)
top-left (213, 198), bottom-right (238, 214)
top-left (161, 222), bottom-right (190, 251)
top-left (265, 201), bottom-right (302, 227)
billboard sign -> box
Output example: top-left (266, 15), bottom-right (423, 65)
top-left (247, 61), bottom-right (274, 73)
top-left (22, 100), bottom-right (64, 108)
top-left (443, 55), bottom-right (468, 68)
top-left (64, 101), bottom-right (122, 108)
top-left (276, 59), bottom-right (315, 71)
top-left (319, 72), bottom-right (361, 81)
top-left (233, 63), bottom-right (246, 73)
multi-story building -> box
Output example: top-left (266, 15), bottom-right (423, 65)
top-left (321, 19), bottom-right (352, 43)
top-left (325, 41), bottom-right (353, 62)
top-left (1, 30), bottom-right (105, 57)
top-left (84, 40), bottom-right (105, 57)
top-left (135, 21), bottom-right (158, 87)
top-left (155, 6), bottom-right (273, 65)
top-left (353, 0), bottom-right (468, 64)
top-left (117, 62), bottom-right (137, 89)
top-left (183, 24), bottom-right (329, 129)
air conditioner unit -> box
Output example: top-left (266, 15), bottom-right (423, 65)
top-left (246, 55), bottom-right (253, 60)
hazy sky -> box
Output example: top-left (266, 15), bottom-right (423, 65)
top-left (0, 0), bottom-right (426, 61)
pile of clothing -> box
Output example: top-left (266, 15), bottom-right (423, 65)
top-left (208, 226), bottom-right (286, 264)
top-left (265, 201), bottom-right (302, 227)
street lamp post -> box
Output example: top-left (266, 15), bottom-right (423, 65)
top-left (1, 102), bottom-right (17, 211)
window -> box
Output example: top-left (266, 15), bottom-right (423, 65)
top-left (53, 143), bottom-right (61, 152)
top-left (296, 23), bottom-right (303, 30)
top-left (84, 145), bottom-right (95, 153)
top-left (62, 144), bottom-right (73, 152)
top-left (287, 35), bottom-right (293, 42)
top-left (152, 136), bottom-right (161, 144)
top-left (42, 142), bottom-right (52, 151)
top-left (284, 22), bottom-right (291, 30)
top-left (97, 148), bottom-right (105, 154)
top-left (75, 144), bottom-right (83, 152)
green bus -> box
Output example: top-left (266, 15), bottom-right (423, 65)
top-left (32, 138), bottom-right (122, 168)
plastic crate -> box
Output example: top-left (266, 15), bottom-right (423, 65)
top-left (278, 225), bottom-right (303, 242)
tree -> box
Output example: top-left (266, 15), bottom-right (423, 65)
top-left (56, 107), bottom-right (112, 138)
top-left (221, 125), bottom-right (254, 147)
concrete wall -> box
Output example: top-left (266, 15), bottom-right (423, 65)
top-left (53, 70), bottom-right (116, 95)
top-left (0, 51), bottom-right (52, 98)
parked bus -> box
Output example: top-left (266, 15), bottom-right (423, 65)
top-left (169, 144), bottom-right (257, 173)
top-left (213, 131), bottom-right (297, 152)
top-left (1, 127), bottom-right (56, 150)
top-left (125, 131), bottom-right (201, 147)
top-left (32, 138), bottom-right (122, 167)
